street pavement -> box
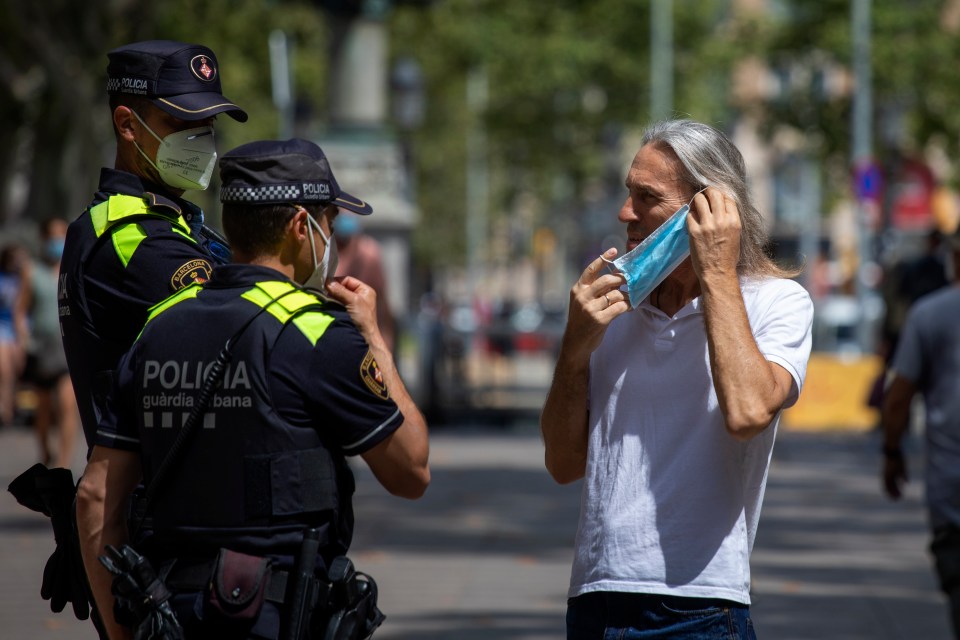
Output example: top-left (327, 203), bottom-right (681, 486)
top-left (0, 419), bottom-right (951, 639)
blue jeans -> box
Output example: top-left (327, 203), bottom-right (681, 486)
top-left (567, 591), bottom-right (756, 640)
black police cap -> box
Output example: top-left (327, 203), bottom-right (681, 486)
top-left (107, 40), bottom-right (248, 123)
top-left (219, 139), bottom-right (373, 215)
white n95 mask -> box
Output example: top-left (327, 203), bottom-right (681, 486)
top-left (602, 189), bottom-right (706, 308)
top-left (132, 110), bottom-right (217, 191)
top-left (304, 213), bottom-right (338, 292)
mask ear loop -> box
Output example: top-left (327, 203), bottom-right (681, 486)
top-left (688, 186), bottom-right (709, 207)
top-left (599, 254), bottom-right (621, 277)
top-left (303, 207), bottom-right (321, 273)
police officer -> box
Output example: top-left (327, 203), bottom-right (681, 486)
top-left (60, 40), bottom-right (248, 448)
top-left (77, 139), bottom-right (430, 639)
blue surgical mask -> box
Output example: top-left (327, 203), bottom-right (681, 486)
top-left (45, 238), bottom-right (65, 262)
top-left (602, 189), bottom-right (706, 308)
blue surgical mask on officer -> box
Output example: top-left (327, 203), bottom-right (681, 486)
top-left (602, 188), bottom-right (707, 308)
top-left (45, 238), bottom-right (65, 262)
top-left (304, 212), bottom-right (338, 292)
top-left (131, 110), bottom-right (217, 191)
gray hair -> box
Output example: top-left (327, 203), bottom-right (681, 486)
top-left (641, 119), bottom-right (799, 279)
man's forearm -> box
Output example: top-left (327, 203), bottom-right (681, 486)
top-left (77, 489), bottom-right (131, 638)
top-left (374, 340), bottom-right (428, 453)
top-left (701, 275), bottom-right (790, 440)
top-left (364, 334), bottom-right (430, 498)
top-left (541, 348), bottom-right (590, 484)
top-left (881, 376), bottom-right (915, 451)
top-left (77, 452), bottom-right (137, 640)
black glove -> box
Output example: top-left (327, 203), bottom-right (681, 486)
top-left (100, 544), bottom-right (184, 640)
top-left (8, 463), bottom-right (92, 619)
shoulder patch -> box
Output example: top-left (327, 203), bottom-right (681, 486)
top-left (360, 350), bottom-right (389, 400)
top-left (171, 259), bottom-right (212, 290)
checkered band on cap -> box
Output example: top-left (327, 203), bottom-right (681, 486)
top-left (221, 184), bottom-right (302, 203)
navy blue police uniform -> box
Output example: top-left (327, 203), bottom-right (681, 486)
top-left (59, 40), bottom-right (247, 448)
top-left (90, 138), bottom-right (390, 638)
top-left (94, 265), bottom-right (402, 637)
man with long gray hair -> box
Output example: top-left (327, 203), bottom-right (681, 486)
top-left (541, 119), bottom-right (813, 639)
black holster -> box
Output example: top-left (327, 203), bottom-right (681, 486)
top-left (315, 556), bottom-right (385, 640)
top-left (282, 528), bottom-right (384, 640)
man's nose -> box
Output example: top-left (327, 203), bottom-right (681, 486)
top-left (618, 197), bottom-right (637, 224)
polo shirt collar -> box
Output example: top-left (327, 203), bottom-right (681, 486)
top-left (639, 294), bottom-right (704, 320)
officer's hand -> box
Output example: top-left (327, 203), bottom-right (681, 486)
top-left (327, 277), bottom-right (382, 344)
top-left (883, 455), bottom-right (908, 500)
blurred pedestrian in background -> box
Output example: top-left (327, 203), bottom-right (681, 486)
top-left (335, 214), bottom-right (396, 351)
top-left (881, 225), bottom-right (960, 638)
top-left (541, 119), bottom-right (813, 639)
top-left (0, 243), bottom-right (26, 428)
top-left (14, 218), bottom-right (78, 469)
top-left (871, 229), bottom-right (950, 412)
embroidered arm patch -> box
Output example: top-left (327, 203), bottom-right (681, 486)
top-left (171, 259), bottom-right (212, 290)
top-left (360, 350), bottom-right (389, 400)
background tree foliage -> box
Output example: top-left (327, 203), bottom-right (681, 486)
top-left (0, 0), bottom-right (329, 228)
top-left (0, 0), bottom-right (140, 230)
top-left (734, 0), bottom-right (960, 204)
top-left (3, 0), bottom-right (959, 272)
top-left (390, 0), bottom-right (739, 265)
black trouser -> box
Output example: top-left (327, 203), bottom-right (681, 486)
top-left (932, 524), bottom-right (960, 639)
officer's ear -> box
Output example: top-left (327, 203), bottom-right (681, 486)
top-left (114, 106), bottom-right (137, 143)
top-left (289, 205), bottom-right (310, 242)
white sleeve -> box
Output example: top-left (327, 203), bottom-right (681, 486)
top-left (745, 278), bottom-right (814, 408)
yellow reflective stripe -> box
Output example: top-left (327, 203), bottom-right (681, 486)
top-left (89, 194), bottom-right (193, 241)
top-left (146, 285), bottom-right (201, 323)
top-left (253, 281), bottom-right (325, 313)
top-left (89, 201), bottom-right (111, 237)
top-left (111, 222), bottom-right (148, 267)
top-left (136, 284), bottom-right (202, 341)
top-left (241, 281), bottom-right (333, 346)
top-left (241, 282), bottom-right (296, 322)
top-left (290, 312), bottom-right (334, 346)
top-left (90, 195), bottom-right (148, 237)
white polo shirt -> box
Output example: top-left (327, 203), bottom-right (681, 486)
top-left (570, 277), bottom-right (813, 604)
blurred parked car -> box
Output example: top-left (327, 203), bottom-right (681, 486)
top-left (812, 293), bottom-right (884, 355)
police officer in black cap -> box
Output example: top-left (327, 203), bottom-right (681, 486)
top-left (77, 139), bottom-right (430, 639)
top-left (6, 39), bottom-right (248, 636)
top-left (60, 40), bottom-right (248, 449)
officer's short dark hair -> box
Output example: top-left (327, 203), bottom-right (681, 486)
top-left (222, 203), bottom-right (326, 258)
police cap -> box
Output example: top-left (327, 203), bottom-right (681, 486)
top-left (219, 139), bottom-right (373, 215)
top-left (107, 40), bottom-right (248, 123)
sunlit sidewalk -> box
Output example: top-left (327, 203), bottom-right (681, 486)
top-left (0, 420), bottom-right (949, 639)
